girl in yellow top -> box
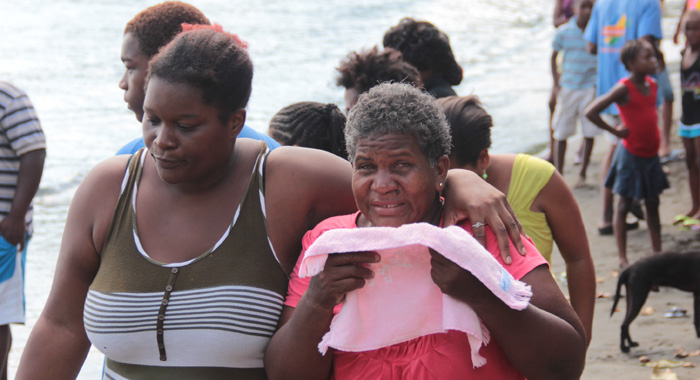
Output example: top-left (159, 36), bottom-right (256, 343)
top-left (437, 96), bottom-right (596, 344)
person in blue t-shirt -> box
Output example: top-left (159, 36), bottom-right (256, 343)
top-left (116, 2), bottom-right (279, 156)
top-left (583, 0), bottom-right (662, 235)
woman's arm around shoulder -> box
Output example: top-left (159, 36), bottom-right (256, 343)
top-left (263, 147), bottom-right (357, 273)
top-left (16, 156), bottom-right (130, 380)
top-left (535, 171), bottom-right (595, 343)
top-left (443, 169), bottom-right (527, 264)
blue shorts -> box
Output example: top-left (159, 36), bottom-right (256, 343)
top-left (679, 121), bottom-right (700, 139)
top-left (0, 234), bottom-right (29, 325)
top-left (604, 143), bottom-right (669, 200)
top-left (653, 69), bottom-right (674, 105)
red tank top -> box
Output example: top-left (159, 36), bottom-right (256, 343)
top-left (617, 77), bottom-right (659, 158)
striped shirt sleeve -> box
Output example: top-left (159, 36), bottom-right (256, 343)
top-left (0, 84), bottom-right (46, 156)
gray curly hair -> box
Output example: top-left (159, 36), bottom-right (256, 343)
top-left (345, 82), bottom-right (451, 165)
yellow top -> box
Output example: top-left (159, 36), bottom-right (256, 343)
top-left (506, 154), bottom-right (556, 263)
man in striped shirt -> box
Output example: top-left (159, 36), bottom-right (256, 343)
top-left (551, 0), bottom-right (599, 187)
top-left (0, 81), bottom-right (45, 380)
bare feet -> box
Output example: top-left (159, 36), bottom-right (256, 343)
top-left (574, 176), bottom-right (588, 189)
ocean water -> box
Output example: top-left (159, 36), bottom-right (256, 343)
top-left (0, 0), bottom-right (684, 378)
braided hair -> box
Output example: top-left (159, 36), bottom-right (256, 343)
top-left (268, 102), bottom-right (348, 158)
top-left (383, 18), bottom-right (463, 86)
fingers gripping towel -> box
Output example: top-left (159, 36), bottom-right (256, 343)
top-left (299, 223), bottom-right (532, 368)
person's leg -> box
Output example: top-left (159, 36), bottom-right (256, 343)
top-left (615, 196), bottom-right (633, 267)
top-left (0, 324), bottom-right (10, 380)
top-left (551, 87), bottom-right (576, 169)
top-left (660, 100), bottom-right (673, 157)
top-left (681, 137), bottom-right (700, 220)
top-left (548, 87), bottom-right (557, 163)
top-left (645, 196), bottom-right (661, 253)
top-left (555, 139), bottom-right (567, 174)
top-left (576, 138), bottom-right (595, 188)
top-left (600, 142), bottom-right (617, 230)
top-left (599, 114), bottom-right (620, 230)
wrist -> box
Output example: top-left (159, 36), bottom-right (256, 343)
top-left (299, 288), bottom-right (339, 315)
top-left (6, 211), bottom-right (25, 220)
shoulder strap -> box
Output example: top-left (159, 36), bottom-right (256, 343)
top-left (100, 148), bottom-right (145, 255)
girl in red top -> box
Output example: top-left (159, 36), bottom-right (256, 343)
top-left (585, 39), bottom-right (670, 267)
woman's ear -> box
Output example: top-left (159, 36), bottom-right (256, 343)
top-left (228, 109), bottom-right (247, 139)
top-left (435, 155), bottom-right (450, 191)
top-left (477, 149), bottom-right (490, 172)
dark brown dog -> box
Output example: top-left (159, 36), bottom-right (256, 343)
top-left (610, 251), bottom-right (700, 352)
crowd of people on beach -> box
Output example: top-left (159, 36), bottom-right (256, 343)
top-left (1, 0), bottom-right (700, 379)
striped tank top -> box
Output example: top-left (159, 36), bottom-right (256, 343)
top-left (84, 145), bottom-right (288, 379)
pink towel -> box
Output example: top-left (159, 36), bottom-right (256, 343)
top-left (299, 223), bottom-right (532, 368)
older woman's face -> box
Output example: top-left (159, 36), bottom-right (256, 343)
top-left (352, 132), bottom-right (447, 227)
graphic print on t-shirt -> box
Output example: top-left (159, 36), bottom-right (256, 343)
top-left (602, 14), bottom-right (627, 53)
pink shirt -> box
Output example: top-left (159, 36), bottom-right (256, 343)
top-left (285, 212), bottom-right (548, 380)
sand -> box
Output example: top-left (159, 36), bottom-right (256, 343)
top-left (549, 125), bottom-right (700, 379)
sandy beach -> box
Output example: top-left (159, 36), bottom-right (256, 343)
top-left (550, 103), bottom-right (700, 378)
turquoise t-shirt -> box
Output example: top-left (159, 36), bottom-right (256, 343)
top-left (583, 0), bottom-right (662, 115)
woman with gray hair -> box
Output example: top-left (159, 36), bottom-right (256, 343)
top-left (265, 83), bottom-right (587, 380)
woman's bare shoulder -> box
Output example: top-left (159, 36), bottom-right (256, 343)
top-left (266, 146), bottom-right (353, 195)
top-left (79, 155), bottom-right (133, 197)
top-left (70, 155), bottom-right (132, 230)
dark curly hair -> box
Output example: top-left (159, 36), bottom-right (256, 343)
top-left (336, 46), bottom-right (422, 94)
top-left (436, 96), bottom-right (492, 167)
top-left (125, 1), bottom-right (210, 59)
top-left (383, 18), bottom-right (463, 86)
top-left (268, 102), bottom-right (347, 158)
top-left (148, 28), bottom-right (253, 123)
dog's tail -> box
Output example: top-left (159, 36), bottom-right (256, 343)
top-left (610, 268), bottom-right (628, 317)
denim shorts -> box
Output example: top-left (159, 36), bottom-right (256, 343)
top-left (604, 143), bottom-right (669, 200)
